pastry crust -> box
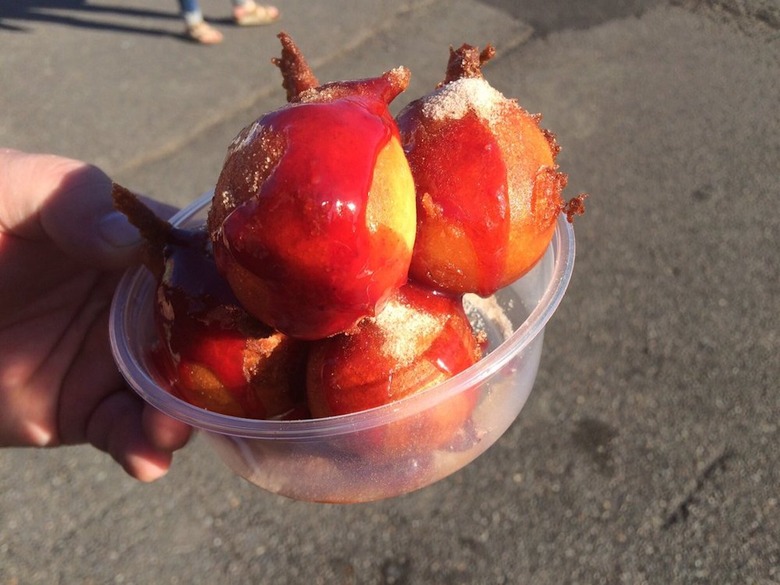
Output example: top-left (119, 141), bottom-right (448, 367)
top-left (272, 32), bottom-right (319, 102)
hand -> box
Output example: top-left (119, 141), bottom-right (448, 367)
top-left (0, 148), bottom-right (192, 481)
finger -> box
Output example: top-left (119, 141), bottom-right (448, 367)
top-left (142, 405), bottom-right (193, 452)
top-left (120, 433), bottom-right (176, 483)
top-left (0, 149), bottom-right (146, 270)
top-left (85, 391), bottom-right (176, 482)
top-left (55, 302), bottom-right (122, 445)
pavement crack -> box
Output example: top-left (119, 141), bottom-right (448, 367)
top-left (661, 448), bottom-right (733, 529)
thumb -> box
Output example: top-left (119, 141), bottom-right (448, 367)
top-left (0, 149), bottom-right (142, 270)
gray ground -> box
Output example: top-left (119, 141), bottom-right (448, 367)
top-left (1, 0), bottom-right (778, 583)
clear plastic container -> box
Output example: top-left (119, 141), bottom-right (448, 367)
top-left (109, 192), bottom-right (575, 503)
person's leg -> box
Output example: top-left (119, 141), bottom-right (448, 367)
top-left (179, 0), bottom-right (223, 44)
top-left (178, 0), bottom-right (202, 25)
top-left (179, 0), bottom-right (198, 11)
top-left (231, 0), bottom-right (280, 26)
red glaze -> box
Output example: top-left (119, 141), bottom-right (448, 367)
top-left (306, 282), bottom-right (483, 452)
top-left (152, 228), bottom-right (307, 419)
top-left (396, 44), bottom-right (572, 297)
top-left (211, 70), bottom-right (416, 340)
top-left (217, 100), bottom-right (392, 335)
top-left (401, 111), bottom-right (511, 295)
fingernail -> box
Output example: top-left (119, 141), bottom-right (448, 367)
top-left (98, 210), bottom-right (141, 248)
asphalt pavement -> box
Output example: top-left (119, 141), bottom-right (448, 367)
top-left (1, 0), bottom-right (778, 583)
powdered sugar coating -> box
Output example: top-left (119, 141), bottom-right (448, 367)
top-left (229, 118), bottom-right (264, 155)
top-left (374, 296), bottom-right (442, 367)
top-left (420, 77), bottom-right (506, 125)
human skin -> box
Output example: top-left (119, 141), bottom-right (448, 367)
top-left (0, 148), bottom-right (192, 481)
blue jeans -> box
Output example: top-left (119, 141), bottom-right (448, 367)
top-left (179, 0), bottom-right (246, 15)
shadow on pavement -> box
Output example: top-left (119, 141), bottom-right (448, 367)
top-left (0, 0), bottom-right (179, 37)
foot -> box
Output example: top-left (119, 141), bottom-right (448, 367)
top-left (233, 2), bottom-right (280, 26)
top-left (185, 21), bottom-right (224, 45)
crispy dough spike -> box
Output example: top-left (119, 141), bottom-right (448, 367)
top-left (111, 183), bottom-right (175, 276)
top-left (272, 32), bottom-right (319, 101)
top-left (479, 45), bottom-right (496, 66)
top-left (111, 183), bottom-right (172, 247)
top-left (440, 43), bottom-right (495, 86)
top-left (379, 66), bottom-right (411, 104)
top-left (562, 194), bottom-right (588, 223)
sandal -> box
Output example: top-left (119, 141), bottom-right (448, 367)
top-left (234, 2), bottom-right (280, 26)
top-left (185, 21), bottom-right (224, 45)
